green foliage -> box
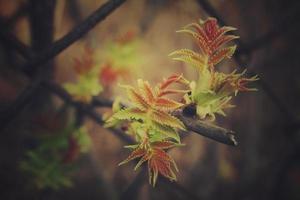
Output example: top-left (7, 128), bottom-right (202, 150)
top-left (106, 76), bottom-right (187, 143)
top-left (20, 150), bottom-right (74, 190)
top-left (105, 76), bottom-right (188, 185)
top-left (20, 124), bottom-right (91, 190)
top-left (74, 126), bottom-right (92, 153)
top-left (97, 31), bottom-right (142, 69)
top-left (63, 46), bottom-right (103, 103)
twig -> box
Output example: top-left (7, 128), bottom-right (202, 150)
top-left (0, 78), bottom-right (41, 130)
top-left (91, 98), bottom-right (114, 107)
top-left (173, 110), bottom-right (237, 146)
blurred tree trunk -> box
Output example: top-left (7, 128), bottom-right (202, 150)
top-left (28, 0), bottom-right (56, 110)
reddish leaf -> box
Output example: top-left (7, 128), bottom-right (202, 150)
top-left (152, 141), bottom-right (178, 149)
top-left (151, 109), bottom-right (185, 130)
top-left (63, 136), bottom-right (80, 163)
top-left (155, 97), bottom-right (183, 110)
top-left (158, 89), bottom-right (189, 97)
top-left (138, 79), bottom-right (155, 103)
top-left (148, 148), bottom-right (177, 186)
top-left (126, 87), bottom-right (150, 110)
top-left (115, 30), bottom-right (136, 45)
top-left (159, 74), bottom-right (186, 90)
top-left (73, 46), bottom-right (94, 75)
top-left (209, 35), bottom-right (238, 53)
top-left (204, 17), bottom-right (219, 40)
top-left (119, 147), bottom-right (146, 166)
top-left (209, 46), bottom-right (236, 66)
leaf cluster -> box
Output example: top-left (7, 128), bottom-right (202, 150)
top-left (105, 75), bottom-right (188, 185)
top-left (20, 125), bottom-right (91, 190)
top-left (105, 18), bottom-right (258, 186)
top-left (170, 18), bottom-right (258, 120)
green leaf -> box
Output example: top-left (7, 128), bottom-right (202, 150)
top-left (150, 109), bottom-right (185, 130)
top-left (150, 121), bottom-right (181, 143)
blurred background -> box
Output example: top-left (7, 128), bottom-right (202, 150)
top-left (0, 0), bottom-right (300, 199)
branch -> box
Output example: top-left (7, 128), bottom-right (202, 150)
top-left (0, 0), bottom-right (127, 130)
top-left (0, 19), bottom-right (34, 60)
top-left (22, 0), bottom-right (126, 74)
top-left (91, 98), bottom-right (114, 107)
top-left (173, 110), bottom-right (237, 146)
top-left (42, 81), bottom-right (133, 144)
top-left (92, 98), bottom-right (237, 146)
top-left (44, 82), bottom-right (236, 146)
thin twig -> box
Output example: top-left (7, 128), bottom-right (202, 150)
top-left (174, 110), bottom-right (237, 146)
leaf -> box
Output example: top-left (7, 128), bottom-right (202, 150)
top-left (150, 110), bottom-right (185, 130)
top-left (148, 148), bottom-right (178, 186)
top-left (176, 29), bottom-right (210, 54)
top-left (213, 26), bottom-right (237, 41)
top-left (122, 85), bottom-right (150, 110)
top-left (151, 121), bottom-right (181, 143)
top-left (73, 127), bottom-right (91, 153)
top-left (159, 74), bottom-right (185, 90)
top-left (112, 97), bottom-right (122, 113)
top-left (124, 144), bottom-right (140, 149)
top-left (134, 152), bottom-right (151, 170)
top-left (209, 45), bottom-right (236, 66)
top-left (72, 46), bottom-right (94, 75)
top-left (118, 147), bottom-right (146, 166)
top-left (155, 97), bottom-right (183, 111)
top-left (176, 17), bottom-right (239, 64)
top-left (169, 49), bottom-right (208, 70)
top-left (209, 35), bottom-right (239, 53)
top-left (111, 108), bottom-right (147, 121)
top-left (184, 22), bottom-right (209, 43)
top-left (158, 89), bottom-right (190, 97)
top-left (137, 79), bottom-right (155, 103)
top-left (152, 141), bottom-right (183, 149)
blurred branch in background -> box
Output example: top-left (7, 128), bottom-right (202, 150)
top-left (0, 0), bottom-right (127, 131)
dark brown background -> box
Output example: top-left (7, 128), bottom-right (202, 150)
top-left (0, 0), bottom-right (300, 199)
